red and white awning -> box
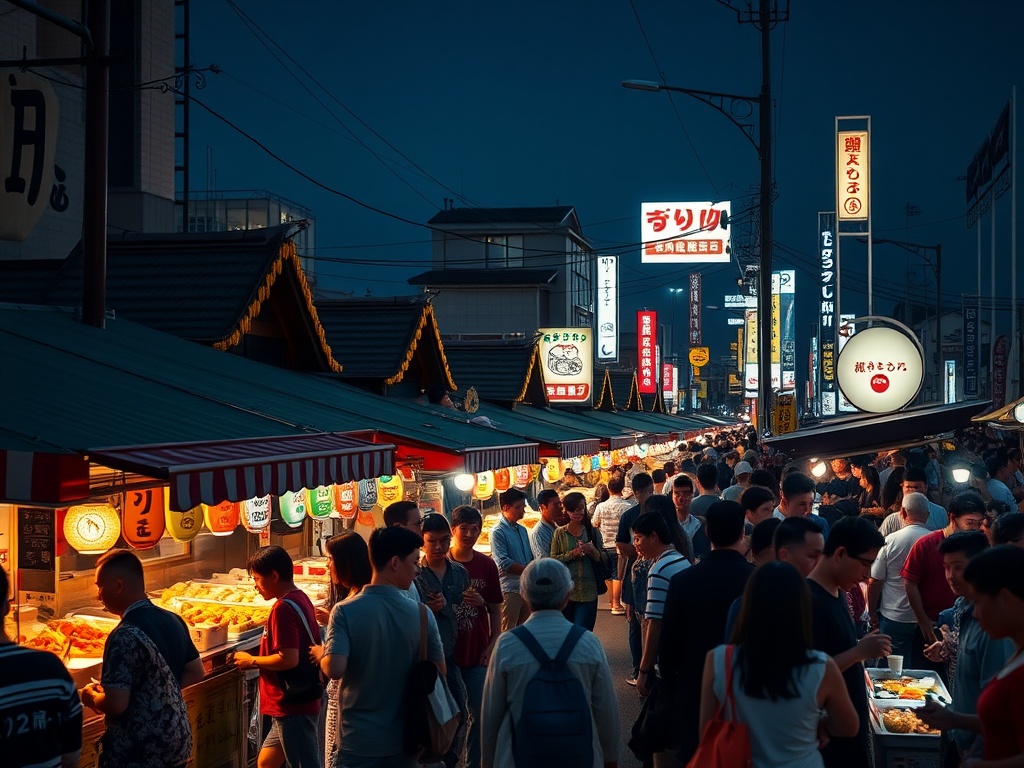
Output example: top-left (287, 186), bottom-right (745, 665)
top-left (91, 432), bottom-right (395, 511)
top-left (0, 449), bottom-right (91, 505)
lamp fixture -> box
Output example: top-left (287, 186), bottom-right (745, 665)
top-left (453, 473), bottom-right (476, 492)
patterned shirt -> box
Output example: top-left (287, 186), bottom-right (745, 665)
top-left (415, 557), bottom-right (470, 657)
top-left (99, 622), bottom-right (192, 767)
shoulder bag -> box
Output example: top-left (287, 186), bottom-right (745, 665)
top-left (403, 604), bottom-right (460, 762)
top-left (685, 644), bottom-right (752, 768)
top-left (276, 598), bottom-right (325, 705)
top-left (588, 528), bottom-right (611, 594)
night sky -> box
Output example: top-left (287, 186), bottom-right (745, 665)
top-left (187, 1), bottom-right (1024, 372)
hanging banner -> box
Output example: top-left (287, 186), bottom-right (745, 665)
top-left (637, 310), bottom-right (658, 395)
top-left (819, 212), bottom-right (838, 415)
top-left (771, 272), bottom-right (782, 390)
top-left (963, 299), bottom-right (979, 398)
top-left (993, 335), bottom-right (1008, 409)
top-left (688, 273), bottom-right (702, 345)
top-left (780, 270), bottom-right (796, 391)
top-left (166, 497), bottom-right (203, 542)
top-left (837, 128), bottom-right (870, 221)
top-left (122, 488), bottom-right (166, 550)
top-left (538, 328), bottom-right (593, 405)
top-left (662, 363), bottom-right (675, 410)
top-left (473, 471), bottom-right (495, 500)
top-left (640, 201), bottom-right (731, 264)
top-left (596, 256), bottom-right (619, 362)
top-left (333, 482), bottom-right (358, 520)
top-left (203, 500), bottom-right (240, 536)
top-left (240, 495), bottom-right (271, 534)
top-left (376, 475), bottom-right (405, 507)
top-left (837, 314), bottom-right (858, 412)
top-left (744, 309), bottom-right (758, 397)
top-left (278, 490), bottom-right (308, 528)
top-left (513, 465), bottom-right (532, 488)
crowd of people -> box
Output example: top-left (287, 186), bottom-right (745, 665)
top-left (4, 425), bottom-right (1024, 768)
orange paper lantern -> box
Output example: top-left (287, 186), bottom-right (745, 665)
top-left (202, 500), bottom-right (240, 536)
top-left (122, 488), bottom-right (166, 550)
top-left (333, 482), bottom-right (358, 520)
top-left (494, 468), bottom-right (511, 492)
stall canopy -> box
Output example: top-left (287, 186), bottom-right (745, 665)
top-left (971, 395), bottom-right (1024, 431)
top-left (762, 400), bottom-right (992, 460)
top-left (445, 339), bottom-right (548, 407)
top-left (464, 402), bottom-right (601, 459)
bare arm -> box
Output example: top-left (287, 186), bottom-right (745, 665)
top-left (866, 578), bottom-right (883, 629)
top-left (322, 652), bottom-right (348, 680)
top-left (818, 657), bottom-right (859, 738)
top-left (636, 618), bottom-right (661, 697)
top-left (903, 579), bottom-right (938, 645)
top-left (233, 647), bottom-right (299, 672)
top-left (181, 657), bottom-right (206, 688)
top-left (81, 684), bottom-right (130, 717)
top-left (696, 650), bottom-right (718, 735)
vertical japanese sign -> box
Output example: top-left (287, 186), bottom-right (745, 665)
top-left (539, 328), bottom-right (593, 404)
top-left (837, 129), bottom-right (870, 221)
top-left (688, 272), bottom-right (702, 345)
top-left (779, 269), bottom-right (796, 390)
top-left (596, 256), bottom-right (618, 362)
top-left (992, 335), bottom-right (1008, 409)
top-left (837, 314), bottom-right (858, 412)
top-left (819, 212), bottom-right (838, 415)
top-left (771, 272), bottom-right (781, 390)
top-left (640, 201), bottom-right (731, 264)
top-left (963, 299), bottom-right (979, 397)
top-left (744, 309), bottom-right (758, 397)
top-left (637, 311), bottom-right (657, 394)
top-left (944, 360), bottom-right (957, 404)
top-left (662, 363), bottom-right (675, 410)
top-left (1, 70), bottom-right (60, 241)
top-left (737, 326), bottom-right (744, 372)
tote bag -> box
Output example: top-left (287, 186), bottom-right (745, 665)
top-left (685, 645), bottom-right (752, 768)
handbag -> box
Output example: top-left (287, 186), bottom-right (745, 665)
top-left (277, 598), bottom-right (325, 705)
top-left (685, 645), bottom-right (752, 768)
top-left (403, 604), bottom-right (460, 762)
top-left (589, 529), bottom-right (611, 595)
top-left (627, 674), bottom-right (676, 759)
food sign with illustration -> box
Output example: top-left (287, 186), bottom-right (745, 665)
top-left (538, 328), bottom-right (593, 405)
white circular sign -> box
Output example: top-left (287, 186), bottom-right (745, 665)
top-left (835, 326), bottom-right (924, 413)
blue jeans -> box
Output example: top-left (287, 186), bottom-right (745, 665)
top-left (263, 713), bottom-right (320, 768)
top-left (461, 665), bottom-right (487, 768)
top-left (563, 598), bottom-right (598, 631)
top-left (878, 613), bottom-right (918, 664)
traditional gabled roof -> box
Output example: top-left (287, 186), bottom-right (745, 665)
top-left (427, 206), bottom-right (579, 230)
top-left (0, 226), bottom-right (341, 371)
top-left (316, 295), bottom-right (455, 388)
top-left (444, 341), bottom-right (546, 405)
top-left (605, 370), bottom-right (641, 412)
top-left (407, 268), bottom-right (557, 287)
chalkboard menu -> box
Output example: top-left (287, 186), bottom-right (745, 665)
top-left (18, 507), bottom-right (56, 571)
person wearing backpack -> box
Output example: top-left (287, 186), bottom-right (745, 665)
top-left (480, 557), bottom-right (620, 768)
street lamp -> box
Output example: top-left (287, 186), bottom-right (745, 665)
top-left (622, 1), bottom-right (783, 434)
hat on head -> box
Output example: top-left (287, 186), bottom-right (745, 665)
top-left (520, 557), bottom-right (573, 604)
top-left (733, 461), bottom-right (753, 476)
top-left (742, 450), bottom-right (758, 464)
top-left (703, 447), bottom-right (719, 459)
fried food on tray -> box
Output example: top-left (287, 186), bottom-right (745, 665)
top-left (883, 708), bottom-right (939, 735)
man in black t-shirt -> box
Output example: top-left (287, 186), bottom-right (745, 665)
top-left (808, 517), bottom-right (892, 768)
top-left (616, 472), bottom-right (653, 682)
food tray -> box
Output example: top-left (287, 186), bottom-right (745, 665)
top-left (189, 623), bottom-right (229, 652)
top-left (867, 668), bottom-right (951, 708)
top-left (228, 625), bottom-right (264, 643)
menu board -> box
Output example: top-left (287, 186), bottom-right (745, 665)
top-left (17, 507), bottom-right (55, 571)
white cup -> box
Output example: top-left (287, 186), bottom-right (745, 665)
top-left (887, 654), bottom-right (904, 677)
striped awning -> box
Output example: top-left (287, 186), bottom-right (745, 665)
top-left (461, 442), bottom-right (538, 474)
top-left (0, 449), bottom-right (91, 505)
top-left (91, 432), bottom-right (395, 511)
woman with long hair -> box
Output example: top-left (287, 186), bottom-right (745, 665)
top-left (310, 532), bottom-right (372, 767)
top-left (696, 562), bottom-right (858, 767)
top-left (858, 466), bottom-right (882, 510)
top-left (880, 465), bottom-right (906, 513)
top-left (549, 491), bottom-right (609, 630)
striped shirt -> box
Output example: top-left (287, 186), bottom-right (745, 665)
top-left (645, 551), bottom-right (691, 620)
top-left (0, 643), bottom-right (83, 768)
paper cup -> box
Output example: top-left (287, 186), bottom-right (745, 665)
top-left (887, 654), bottom-right (904, 677)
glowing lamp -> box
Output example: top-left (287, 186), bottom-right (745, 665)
top-left (64, 504), bottom-right (121, 555)
top-left (951, 466), bottom-right (972, 484)
top-left (453, 473), bottom-right (476, 493)
top-left (1015, 402), bottom-right (1024, 423)
top-left (513, 465), bottom-right (531, 488)
top-left (122, 489), bottom-right (166, 550)
top-left (493, 467), bottom-right (511, 492)
top-left (542, 460), bottom-right (561, 483)
top-left (809, 459), bottom-right (828, 479)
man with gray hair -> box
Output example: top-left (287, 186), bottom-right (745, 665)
top-left (481, 559), bottom-right (620, 768)
top-left (867, 491), bottom-right (932, 661)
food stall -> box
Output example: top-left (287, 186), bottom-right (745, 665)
top-left (866, 667), bottom-right (948, 768)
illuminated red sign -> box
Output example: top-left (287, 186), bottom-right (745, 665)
top-left (637, 311), bottom-right (657, 394)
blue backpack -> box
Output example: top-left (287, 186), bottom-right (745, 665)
top-left (509, 625), bottom-right (594, 768)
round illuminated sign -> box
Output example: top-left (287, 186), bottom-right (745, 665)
top-left (835, 326), bottom-right (924, 413)
top-left (65, 504), bottom-right (121, 555)
top-left (688, 347), bottom-right (710, 367)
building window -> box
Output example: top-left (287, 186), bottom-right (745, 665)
top-left (485, 235), bottom-right (524, 267)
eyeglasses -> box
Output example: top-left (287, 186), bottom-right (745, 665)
top-left (848, 553), bottom-right (877, 567)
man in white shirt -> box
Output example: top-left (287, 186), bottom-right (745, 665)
top-left (867, 492), bottom-right (932, 661)
top-left (721, 461), bottom-right (753, 502)
top-left (592, 474), bottom-right (635, 614)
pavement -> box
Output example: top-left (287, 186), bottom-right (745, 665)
top-left (591, 605), bottom-right (645, 768)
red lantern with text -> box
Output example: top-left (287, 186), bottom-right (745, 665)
top-left (122, 488), bottom-right (166, 550)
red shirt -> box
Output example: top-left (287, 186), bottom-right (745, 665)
top-left (977, 652), bottom-right (1024, 759)
top-left (452, 551), bottom-right (502, 668)
top-left (258, 589), bottom-right (321, 718)
top-left (899, 529), bottom-right (955, 621)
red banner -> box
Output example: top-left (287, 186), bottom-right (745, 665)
top-left (638, 311), bottom-right (657, 394)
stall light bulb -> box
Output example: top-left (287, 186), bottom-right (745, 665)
top-left (453, 473), bottom-right (476, 492)
top-left (810, 460), bottom-right (828, 479)
top-left (952, 467), bottom-right (971, 484)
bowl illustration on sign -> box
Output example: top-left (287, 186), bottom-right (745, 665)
top-left (548, 344), bottom-right (583, 376)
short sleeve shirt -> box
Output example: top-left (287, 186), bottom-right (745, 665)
top-left (900, 528), bottom-right (955, 620)
top-left (452, 551), bottom-right (503, 667)
top-left (258, 589), bottom-right (321, 718)
top-left (644, 551), bottom-right (690, 620)
top-left (415, 558), bottom-right (470, 657)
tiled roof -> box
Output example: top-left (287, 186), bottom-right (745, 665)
top-left (445, 341), bottom-right (542, 404)
top-left (316, 295), bottom-right (455, 387)
top-left (427, 206), bottom-right (577, 227)
top-left (0, 226), bottom-right (341, 370)
top-left (407, 268), bottom-right (557, 287)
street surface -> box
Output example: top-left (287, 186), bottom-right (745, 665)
top-left (592, 606), bottom-right (644, 768)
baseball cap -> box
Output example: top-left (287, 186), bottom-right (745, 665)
top-left (703, 447), bottom-right (719, 459)
top-left (742, 450), bottom-right (758, 464)
top-left (519, 558), bottom-right (573, 603)
top-left (733, 461), bottom-right (753, 476)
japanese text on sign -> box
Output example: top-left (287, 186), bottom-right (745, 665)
top-left (539, 327), bottom-right (594, 405)
top-left (837, 130), bottom-right (869, 221)
top-left (637, 311), bottom-right (657, 394)
top-left (818, 212), bottom-right (837, 414)
top-left (596, 256), bottom-right (618, 361)
top-left (640, 201), bottom-right (731, 264)
top-left (963, 302), bottom-right (979, 397)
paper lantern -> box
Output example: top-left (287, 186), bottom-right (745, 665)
top-left (165, 494), bottom-right (203, 543)
top-left (494, 468), bottom-right (511, 492)
top-left (571, 457), bottom-right (584, 473)
top-left (453, 473), bottom-right (476, 493)
top-left (278, 490), bottom-right (308, 528)
top-left (376, 475), bottom-right (405, 506)
top-left (333, 482), bottom-right (357, 519)
top-left (542, 460), bottom-right (561, 483)
top-left (240, 495), bottom-right (271, 533)
top-left (64, 504), bottom-right (121, 555)
top-left (308, 486), bottom-right (335, 519)
top-left (599, 452), bottom-right (611, 469)
top-left (203, 500), bottom-right (240, 536)
top-left (121, 489), bottom-right (166, 550)
top-left (513, 465), bottom-right (531, 488)
top-left (590, 455), bottom-right (601, 471)
top-left (357, 479), bottom-right (378, 511)
top-left (472, 471), bottom-right (495, 500)
top-left (529, 464), bottom-right (541, 482)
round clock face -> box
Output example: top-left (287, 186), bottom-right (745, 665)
top-left (77, 512), bottom-right (106, 542)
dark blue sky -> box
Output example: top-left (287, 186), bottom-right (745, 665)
top-left (187, 1), bottom-right (1024, 370)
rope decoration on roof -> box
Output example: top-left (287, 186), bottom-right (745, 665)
top-left (383, 303), bottom-right (456, 389)
top-left (212, 240), bottom-right (343, 373)
top-left (517, 346), bottom-right (540, 403)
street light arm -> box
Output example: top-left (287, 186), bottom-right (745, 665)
top-left (861, 237), bottom-right (941, 278)
top-left (621, 80), bottom-right (762, 157)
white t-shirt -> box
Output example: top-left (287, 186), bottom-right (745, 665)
top-left (644, 551), bottom-right (691, 621)
top-left (870, 523), bottom-right (930, 623)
